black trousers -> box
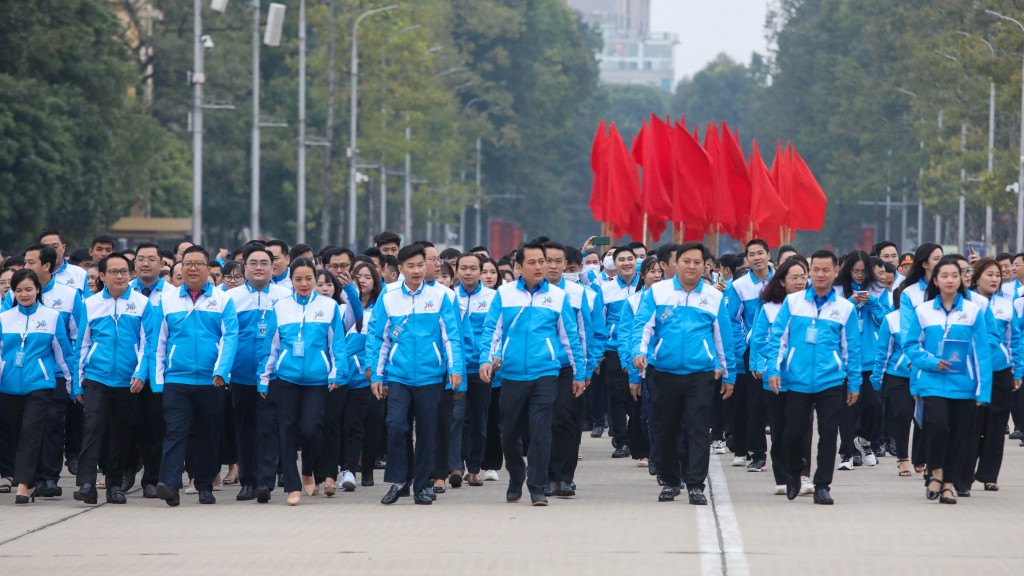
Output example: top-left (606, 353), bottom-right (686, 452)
top-left (784, 385), bottom-right (844, 489)
top-left (65, 393), bottom-right (83, 463)
top-left (360, 393), bottom-right (385, 477)
top-left (710, 375), bottom-right (727, 442)
top-left (586, 363), bottom-right (608, 428)
top-left (883, 375), bottom-right (914, 460)
top-left (158, 384), bottom-right (224, 491)
top-left (0, 389), bottom-right (50, 487)
top-left (973, 369), bottom-right (1014, 484)
top-left (432, 388), bottom-right (456, 480)
top-left (128, 383), bottom-right (164, 487)
top-left (272, 380), bottom-right (327, 493)
top-left (923, 396), bottom-right (975, 480)
top-left (318, 387), bottom-right (371, 480)
top-left (76, 381), bottom-right (133, 489)
top-left (549, 366), bottom-right (583, 483)
top-left (604, 352), bottom-right (631, 446)
top-left (652, 369), bottom-right (716, 490)
top-left (729, 370), bottom-right (751, 457)
top-left (256, 389), bottom-right (280, 490)
top-left (339, 387), bottom-right (371, 473)
top-left (463, 374), bottom-right (491, 474)
top-left (0, 395), bottom-right (13, 477)
top-left (318, 385), bottom-right (347, 482)
top-left (501, 376), bottom-right (557, 496)
top-left (230, 384), bottom-right (261, 488)
top-left (384, 382), bottom-right (442, 493)
top-left (39, 379), bottom-right (68, 482)
top-left (765, 390), bottom-right (811, 485)
top-left (219, 387), bottom-right (236, 466)
top-left (742, 352), bottom-right (768, 460)
top-left (482, 386), bottom-right (504, 471)
top-left (839, 372), bottom-right (880, 456)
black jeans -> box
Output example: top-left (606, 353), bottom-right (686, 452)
top-left (765, 389), bottom-right (811, 485)
top-left (973, 369), bottom-right (1014, 484)
top-left (922, 396), bottom-right (975, 480)
top-left (549, 366), bottom-right (583, 483)
top-left (586, 363), bottom-right (608, 428)
top-left (0, 390), bottom-right (50, 487)
top-left (784, 385), bottom-right (844, 489)
top-left (501, 376), bottom-right (558, 496)
top-left (272, 380), bottom-right (327, 493)
top-left (839, 372), bottom-right (880, 456)
top-left (384, 382), bottom-right (442, 493)
top-left (652, 369), bottom-right (716, 490)
top-left (360, 392), bottom-right (385, 478)
top-left (462, 374), bottom-right (492, 474)
top-left (432, 388), bottom-right (456, 480)
top-left (482, 386), bottom-right (503, 471)
top-left (883, 375), bottom-right (913, 460)
top-left (742, 351), bottom-right (767, 461)
top-left (604, 352), bottom-right (631, 446)
top-left (159, 384), bottom-right (224, 491)
top-left (230, 384), bottom-right (261, 488)
top-left (129, 383), bottom-right (164, 487)
top-left (39, 379), bottom-right (68, 482)
top-left (76, 381), bottom-right (133, 489)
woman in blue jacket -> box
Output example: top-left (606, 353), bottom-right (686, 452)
top-left (904, 257), bottom-right (992, 505)
top-left (621, 258), bottom-right (662, 471)
top-left (259, 258), bottom-right (348, 506)
top-left (0, 269), bottom-right (76, 504)
top-left (750, 257), bottom-right (812, 496)
top-left (872, 299), bottom-right (914, 477)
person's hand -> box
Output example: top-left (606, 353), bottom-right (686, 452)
top-left (720, 382), bottom-right (734, 399)
top-left (582, 236), bottom-right (596, 253)
top-left (130, 378), bottom-right (145, 393)
top-left (329, 383), bottom-right (340, 392)
top-left (213, 376), bottom-right (226, 387)
top-left (968, 249), bottom-right (979, 264)
top-left (714, 369), bottom-right (722, 381)
top-left (365, 368), bottom-right (372, 384)
top-left (629, 383), bottom-right (641, 400)
top-left (633, 356), bottom-right (647, 372)
top-left (337, 272), bottom-right (351, 288)
top-left (480, 363), bottom-right (493, 384)
top-left (371, 382), bottom-right (387, 400)
top-left (768, 376), bottom-right (781, 394)
top-left (853, 292), bottom-right (869, 304)
top-left (752, 371), bottom-right (762, 380)
top-left (75, 393), bottom-right (84, 405)
top-left (936, 359), bottom-right (951, 371)
top-left (492, 358), bottom-right (502, 372)
top-left (1015, 379), bottom-right (1022, 391)
top-left (449, 373), bottom-right (463, 389)
top-left (847, 391), bottom-right (860, 406)
top-left (574, 380), bottom-right (587, 398)
top-left (216, 248), bottom-right (229, 261)
top-left (260, 392), bottom-right (267, 400)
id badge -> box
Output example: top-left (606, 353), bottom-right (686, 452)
top-left (293, 339), bottom-right (305, 358)
top-left (257, 322), bottom-right (268, 339)
top-left (391, 325), bottom-right (403, 339)
top-left (804, 326), bottom-right (817, 344)
top-left (14, 350), bottom-right (25, 367)
top-left (660, 308), bottom-right (673, 321)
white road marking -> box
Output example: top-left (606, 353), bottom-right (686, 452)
top-left (698, 454), bottom-right (750, 576)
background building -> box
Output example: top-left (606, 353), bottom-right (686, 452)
top-left (567, 0), bottom-right (677, 90)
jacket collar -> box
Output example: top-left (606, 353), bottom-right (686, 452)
top-left (672, 276), bottom-right (704, 293)
top-left (516, 277), bottom-right (549, 294)
top-left (401, 281), bottom-right (426, 297)
top-left (805, 286), bottom-right (836, 303)
top-left (18, 301), bottom-right (41, 315)
top-left (179, 282), bottom-right (214, 298)
top-left (458, 282), bottom-right (482, 297)
top-left (615, 274), bottom-right (639, 289)
top-left (245, 281), bottom-right (271, 294)
top-left (933, 293), bottom-right (964, 311)
top-left (132, 277), bottom-right (165, 292)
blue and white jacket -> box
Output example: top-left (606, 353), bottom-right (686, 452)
top-left (259, 291), bottom-right (350, 392)
top-left (272, 271), bottom-right (293, 290)
top-left (3, 277), bottom-right (84, 380)
top-left (764, 287), bottom-right (861, 393)
top-left (345, 303), bottom-right (373, 389)
top-left (367, 281), bottom-right (464, 388)
top-left (904, 294), bottom-right (992, 403)
top-left (898, 279), bottom-right (929, 345)
top-left (748, 301), bottom-right (784, 390)
top-left (54, 260), bottom-right (88, 293)
top-left (871, 310), bottom-right (911, 391)
top-left (977, 291), bottom-right (1018, 375)
top-left (76, 288), bottom-right (152, 394)
top-left (724, 268), bottom-right (773, 371)
top-left (479, 278), bottom-right (583, 382)
top-left (458, 282), bottom-right (498, 375)
top-left (834, 283), bottom-right (889, 371)
top-left (632, 277), bottom-right (735, 383)
top-left (0, 302), bottom-right (76, 395)
top-left (130, 277), bottom-right (168, 307)
top-left (558, 278), bottom-right (605, 377)
top-left (227, 282), bottom-right (292, 386)
top-left (153, 282), bottom-right (239, 391)
top-left (599, 274), bottom-right (639, 353)
top-left (618, 290), bottom-right (644, 385)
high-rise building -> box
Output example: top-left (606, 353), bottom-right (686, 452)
top-left (567, 0), bottom-right (677, 91)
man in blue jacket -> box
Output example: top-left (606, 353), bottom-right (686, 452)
top-left (479, 241), bottom-right (584, 506)
top-left (632, 242), bottom-right (735, 505)
top-left (153, 246), bottom-right (239, 507)
top-left (366, 244), bottom-right (464, 506)
top-left (598, 246), bottom-right (640, 458)
top-left (765, 250), bottom-right (861, 505)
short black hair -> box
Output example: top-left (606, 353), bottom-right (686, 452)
top-left (37, 229), bottom-right (65, 243)
top-left (532, 236), bottom-right (552, 244)
top-left (381, 254), bottom-right (399, 271)
top-left (91, 234), bottom-right (116, 249)
top-left (1014, 252), bottom-right (1024, 263)
top-left (626, 241), bottom-right (646, 251)
top-left (1, 255), bottom-right (25, 272)
top-left (182, 245), bottom-right (210, 263)
top-left (675, 242), bottom-right (705, 261)
top-left (515, 241), bottom-right (546, 265)
top-left (656, 243), bottom-right (680, 264)
top-left (775, 244), bottom-right (798, 260)
top-left (468, 245), bottom-right (488, 254)
top-left (209, 260), bottom-right (222, 270)
top-left (322, 247), bottom-right (356, 264)
top-left (288, 243), bottom-right (313, 261)
top-left (718, 253), bottom-right (742, 275)
top-left (809, 249), bottom-right (838, 267)
top-left (289, 256), bottom-right (317, 277)
top-left (397, 244), bottom-right (426, 264)
top-left (68, 248), bottom-right (91, 265)
top-left (439, 247), bottom-right (462, 261)
top-left (414, 240), bottom-right (435, 249)
top-left (871, 241), bottom-right (898, 257)
top-left (24, 243), bottom-right (58, 273)
top-left (135, 242), bottom-right (160, 255)
top-left (266, 239), bottom-right (289, 255)
top-left (611, 246), bottom-right (636, 261)
top-left (374, 230), bottom-right (401, 248)
top-left (98, 252), bottom-right (133, 274)
top-left (456, 252), bottom-right (484, 269)
top-left (230, 246), bottom-right (245, 260)
top-left (362, 246), bottom-right (382, 259)
top-left (745, 239), bottom-right (770, 254)
top-left (543, 241), bottom-right (566, 255)
top-left (996, 252), bottom-right (1013, 263)
top-left (565, 246), bottom-right (583, 267)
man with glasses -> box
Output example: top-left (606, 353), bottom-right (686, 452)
top-left (266, 240), bottom-right (292, 290)
top-left (322, 247), bottom-right (356, 287)
top-left (153, 246), bottom-right (239, 507)
top-left (226, 245), bottom-right (292, 502)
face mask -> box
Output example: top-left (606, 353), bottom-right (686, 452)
top-left (563, 273), bottom-right (581, 284)
top-left (583, 264), bottom-right (600, 273)
top-left (603, 254), bottom-right (616, 271)
top-left (635, 258), bottom-right (644, 272)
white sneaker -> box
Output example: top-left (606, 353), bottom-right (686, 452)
top-left (838, 456), bottom-right (854, 471)
top-left (854, 437), bottom-right (877, 466)
top-left (774, 485), bottom-right (786, 495)
top-left (711, 440), bottom-right (727, 454)
top-left (732, 456), bottom-right (747, 467)
top-left (340, 470), bottom-right (357, 492)
top-left (481, 470), bottom-right (499, 481)
top-left (800, 476), bottom-right (814, 496)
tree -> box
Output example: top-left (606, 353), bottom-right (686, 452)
top-left (672, 53), bottom-right (764, 140)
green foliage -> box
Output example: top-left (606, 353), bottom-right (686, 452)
top-left (672, 53), bottom-right (765, 141)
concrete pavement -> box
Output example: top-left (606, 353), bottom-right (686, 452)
top-left (1, 433), bottom-right (1023, 575)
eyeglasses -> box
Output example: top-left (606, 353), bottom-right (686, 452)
top-left (246, 260), bottom-right (272, 269)
top-left (105, 269), bottom-right (131, 277)
top-left (225, 274), bottom-right (244, 282)
top-left (425, 257), bottom-right (441, 264)
top-left (182, 262), bottom-right (207, 270)
top-left (327, 263), bottom-right (350, 271)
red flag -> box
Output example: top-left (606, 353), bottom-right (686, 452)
top-left (704, 123), bottom-right (737, 236)
top-left (672, 121), bottom-right (712, 229)
top-left (632, 116), bottom-right (674, 240)
top-left (789, 147), bottom-right (828, 231)
top-left (588, 121), bottom-right (608, 222)
top-left (718, 122), bottom-right (753, 239)
top-left (749, 139), bottom-right (788, 247)
top-left (605, 124), bottom-right (643, 240)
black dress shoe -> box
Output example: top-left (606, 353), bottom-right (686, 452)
top-left (198, 490), bottom-right (216, 504)
top-left (449, 472), bottom-right (463, 488)
top-left (15, 494), bottom-right (35, 504)
top-left (67, 458), bottom-right (79, 476)
top-left (414, 489), bottom-right (434, 505)
top-left (277, 474), bottom-right (285, 488)
top-left (555, 481), bottom-right (575, 498)
top-left (107, 486), bottom-right (127, 504)
top-left (381, 484), bottom-right (407, 505)
top-left (122, 473), bottom-right (136, 493)
top-left (544, 482), bottom-right (556, 497)
top-left (142, 484), bottom-right (159, 499)
top-left (74, 484), bottom-right (98, 505)
top-left (506, 490), bottom-right (522, 503)
top-left (956, 489), bottom-right (971, 498)
top-left (590, 425), bottom-right (605, 438)
top-left (374, 458), bottom-right (387, 470)
top-left (530, 493), bottom-right (548, 506)
top-left (658, 487), bottom-right (680, 502)
top-left (611, 445), bottom-right (630, 459)
top-left (41, 479), bottom-right (62, 498)
top-left (688, 489), bottom-right (708, 505)
top-left (786, 478), bottom-right (801, 501)
top-left (361, 475), bottom-right (374, 487)
top-left (236, 485), bottom-right (255, 501)
top-left (813, 488), bottom-right (834, 505)
top-left (156, 483), bottom-right (180, 507)
top-left (255, 485), bottom-right (271, 503)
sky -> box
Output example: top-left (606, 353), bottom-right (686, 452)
top-left (649, 0), bottom-right (771, 82)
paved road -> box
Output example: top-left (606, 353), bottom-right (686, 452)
top-left (1, 433), bottom-right (1023, 575)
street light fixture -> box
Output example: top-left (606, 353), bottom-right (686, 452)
top-left (986, 9), bottom-right (1024, 251)
top-left (958, 31), bottom-right (997, 254)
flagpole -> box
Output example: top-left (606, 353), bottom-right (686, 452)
top-left (642, 213), bottom-right (649, 246)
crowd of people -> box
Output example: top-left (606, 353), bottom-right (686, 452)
top-left (0, 228), bottom-right (1018, 508)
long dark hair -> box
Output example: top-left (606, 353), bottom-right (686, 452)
top-left (636, 257), bottom-right (663, 291)
top-left (834, 250), bottom-right (875, 298)
top-left (895, 243), bottom-right (942, 303)
top-left (315, 269), bottom-right (345, 306)
top-left (924, 256), bottom-right (969, 302)
top-left (351, 260), bottom-right (381, 307)
top-left (482, 257), bottom-right (503, 288)
top-left (761, 259), bottom-right (807, 304)
top-left (970, 257), bottom-right (1000, 297)
top-left (9, 269), bottom-right (43, 304)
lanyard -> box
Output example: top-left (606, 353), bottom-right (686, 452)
top-left (941, 302), bottom-right (957, 340)
top-left (295, 291), bottom-right (317, 339)
top-left (19, 310), bottom-right (33, 349)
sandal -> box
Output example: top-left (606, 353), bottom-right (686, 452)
top-left (0, 477), bottom-right (11, 493)
top-left (914, 465), bottom-right (925, 474)
top-left (925, 476), bottom-right (942, 501)
top-left (897, 459), bottom-right (912, 477)
top-left (324, 480), bottom-right (337, 497)
top-left (939, 486), bottom-right (957, 505)
top-left (984, 483), bottom-right (1000, 492)
top-left (223, 465), bottom-right (239, 485)
top-left (637, 458), bottom-right (649, 468)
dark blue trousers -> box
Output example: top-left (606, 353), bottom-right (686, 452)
top-left (230, 384), bottom-right (261, 489)
top-left (256, 388), bottom-right (280, 490)
top-left (384, 382), bottom-right (442, 494)
top-left (159, 384), bottom-right (223, 491)
top-left (501, 376), bottom-right (558, 497)
top-left (39, 378), bottom-right (67, 482)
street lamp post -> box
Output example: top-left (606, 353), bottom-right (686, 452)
top-left (959, 31), bottom-right (997, 254)
top-left (987, 10), bottom-right (1024, 251)
top-left (348, 5), bottom-right (398, 248)
top-left (191, 0), bottom-right (204, 244)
